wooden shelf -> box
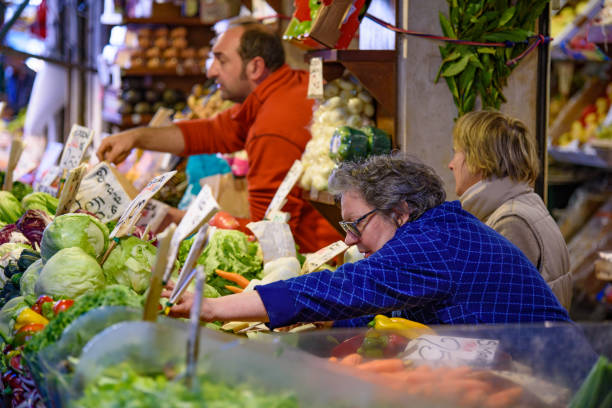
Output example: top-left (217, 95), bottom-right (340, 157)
top-left (305, 50), bottom-right (397, 116)
top-left (303, 189), bottom-right (344, 235)
top-left (103, 111), bottom-right (153, 128)
top-left (120, 66), bottom-right (207, 77)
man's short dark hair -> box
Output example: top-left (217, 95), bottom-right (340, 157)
top-left (235, 25), bottom-right (285, 72)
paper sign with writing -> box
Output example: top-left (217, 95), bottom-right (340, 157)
top-left (265, 160), bottom-right (303, 218)
top-left (168, 224), bottom-right (211, 294)
top-left (163, 185), bottom-right (220, 282)
top-left (402, 335), bottom-right (499, 367)
top-left (59, 125), bottom-right (94, 170)
top-left (2, 137), bottom-right (24, 191)
top-left (35, 165), bottom-right (62, 196)
top-left (135, 199), bottom-right (169, 233)
top-left (247, 221), bottom-right (296, 264)
top-left (110, 170), bottom-right (176, 239)
top-left (55, 164), bottom-right (88, 216)
top-left (307, 57), bottom-right (324, 100)
top-left (70, 162), bottom-right (132, 222)
top-left (267, 210), bottom-right (290, 223)
top-left (301, 240), bottom-right (349, 274)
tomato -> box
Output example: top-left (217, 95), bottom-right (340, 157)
top-left (53, 299), bottom-right (74, 315)
top-left (13, 323), bottom-right (45, 346)
top-left (209, 211), bottom-right (240, 230)
top-left (31, 295), bottom-right (53, 314)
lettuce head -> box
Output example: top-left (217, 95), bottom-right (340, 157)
top-left (40, 213), bottom-right (109, 263)
top-left (21, 192), bottom-right (59, 215)
top-left (0, 296), bottom-right (29, 342)
top-left (36, 247), bottom-right (106, 299)
top-left (0, 191), bottom-right (23, 225)
top-left (103, 236), bottom-right (158, 294)
top-left (20, 258), bottom-right (43, 296)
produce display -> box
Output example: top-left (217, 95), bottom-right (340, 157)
top-left (112, 78), bottom-right (187, 117)
top-left (174, 82), bottom-right (235, 120)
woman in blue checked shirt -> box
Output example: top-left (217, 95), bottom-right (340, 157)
top-left (165, 154), bottom-right (570, 328)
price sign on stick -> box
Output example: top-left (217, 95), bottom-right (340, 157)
top-left (55, 164), bottom-right (88, 216)
top-left (99, 171), bottom-right (176, 265)
top-left (307, 57), bottom-right (324, 100)
top-left (2, 136), bottom-right (24, 191)
top-left (265, 160), bottom-right (303, 218)
top-left (59, 125), bottom-right (94, 170)
top-left (143, 223), bottom-right (176, 322)
top-left (71, 162), bottom-right (134, 223)
top-left (163, 185), bottom-right (219, 283)
top-left (168, 224), bottom-right (211, 303)
top-left (136, 199), bottom-right (170, 233)
top-left (301, 240), bottom-right (349, 274)
top-left (247, 221), bottom-right (296, 264)
top-left (35, 165), bottom-right (62, 196)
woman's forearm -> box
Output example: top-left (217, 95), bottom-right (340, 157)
top-left (205, 290), bottom-right (270, 322)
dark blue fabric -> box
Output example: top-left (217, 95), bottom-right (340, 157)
top-left (257, 201), bottom-right (571, 329)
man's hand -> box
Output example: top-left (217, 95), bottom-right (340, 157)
top-left (161, 280), bottom-right (215, 321)
top-left (97, 128), bottom-right (141, 164)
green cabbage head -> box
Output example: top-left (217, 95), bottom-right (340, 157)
top-left (103, 236), bottom-right (157, 294)
top-left (35, 247), bottom-right (106, 299)
top-left (40, 213), bottom-right (109, 263)
top-left (0, 296), bottom-right (28, 342)
top-left (20, 258), bottom-right (43, 296)
top-left (21, 192), bottom-right (59, 215)
top-left (0, 191), bottom-right (22, 225)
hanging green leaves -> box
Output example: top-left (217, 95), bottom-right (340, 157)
top-left (436, 0), bottom-right (550, 117)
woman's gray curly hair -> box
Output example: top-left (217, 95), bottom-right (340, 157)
top-left (328, 154), bottom-right (446, 222)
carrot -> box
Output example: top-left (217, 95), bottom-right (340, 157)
top-left (389, 369), bottom-right (436, 384)
top-left (440, 365), bottom-right (473, 380)
top-left (216, 269), bottom-right (250, 289)
top-left (460, 389), bottom-right (487, 407)
top-left (224, 285), bottom-right (243, 294)
top-left (328, 356), bottom-right (338, 363)
top-left (340, 353), bottom-right (363, 366)
top-left (357, 358), bottom-right (405, 373)
top-left (437, 379), bottom-right (492, 399)
top-left (483, 387), bottom-right (523, 408)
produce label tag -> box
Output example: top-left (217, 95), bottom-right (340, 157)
top-left (110, 170), bottom-right (176, 238)
top-left (149, 107), bottom-right (174, 127)
top-left (71, 162), bottom-right (133, 222)
top-left (301, 240), bottom-right (348, 274)
top-left (307, 57), bottom-right (324, 100)
top-left (55, 163), bottom-right (88, 216)
top-left (2, 136), bottom-right (24, 191)
top-left (247, 221), bottom-right (296, 264)
top-left (265, 160), bottom-right (303, 218)
top-left (35, 165), bottom-right (62, 196)
top-left (164, 185), bottom-right (219, 281)
top-left (169, 224), bottom-right (211, 294)
top-left (402, 335), bottom-right (499, 367)
top-left (136, 199), bottom-right (169, 233)
top-left (59, 124), bottom-right (94, 170)
top-left (267, 210), bottom-right (290, 223)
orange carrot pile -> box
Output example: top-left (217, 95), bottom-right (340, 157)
top-left (216, 269), bottom-right (250, 289)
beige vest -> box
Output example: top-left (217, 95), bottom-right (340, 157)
top-left (461, 178), bottom-right (572, 310)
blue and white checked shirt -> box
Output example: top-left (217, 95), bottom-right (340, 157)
top-left (256, 201), bottom-right (570, 328)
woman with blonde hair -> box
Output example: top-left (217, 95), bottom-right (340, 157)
top-left (448, 110), bottom-right (572, 310)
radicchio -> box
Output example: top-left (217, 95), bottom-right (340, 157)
top-left (0, 224), bottom-right (30, 246)
top-left (16, 209), bottom-right (53, 247)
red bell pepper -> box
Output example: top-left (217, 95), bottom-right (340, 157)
top-left (53, 299), bottom-right (74, 315)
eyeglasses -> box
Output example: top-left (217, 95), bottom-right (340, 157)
top-left (339, 208), bottom-right (378, 237)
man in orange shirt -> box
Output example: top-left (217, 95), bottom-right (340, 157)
top-left (97, 22), bottom-right (342, 253)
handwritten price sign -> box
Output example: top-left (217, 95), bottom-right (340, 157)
top-left (403, 335), bottom-right (499, 368)
top-left (59, 125), bottom-right (94, 170)
top-left (307, 57), bottom-right (324, 100)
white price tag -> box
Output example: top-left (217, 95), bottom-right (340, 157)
top-left (307, 57), bottom-right (324, 100)
top-left (55, 164), bottom-right (88, 216)
top-left (403, 335), bottom-right (499, 367)
top-left (163, 185), bottom-right (220, 282)
top-left (301, 240), bottom-right (348, 274)
top-left (169, 224), bottom-right (211, 292)
top-left (247, 220), bottom-right (296, 264)
top-left (71, 162), bottom-right (133, 222)
top-left (35, 165), bottom-right (62, 196)
top-left (110, 170), bottom-right (176, 239)
top-left (136, 199), bottom-right (170, 233)
top-left (59, 124), bottom-right (94, 170)
top-left (265, 160), bottom-right (303, 218)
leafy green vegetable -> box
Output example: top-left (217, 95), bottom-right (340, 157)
top-left (10, 181), bottom-right (33, 201)
top-left (0, 295), bottom-right (29, 342)
top-left (103, 236), bottom-right (158, 294)
top-left (21, 192), bottom-right (58, 215)
top-left (569, 356), bottom-right (612, 408)
top-left (73, 362), bottom-right (298, 408)
top-left (40, 213), bottom-right (109, 263)
top-left (20, 258), bottom-right (43, 296)
top-left (0, 191), bottom-right (23, 225)
top-left (24, 285), bottom-right (142, 355)
top-left (36, 247), bottom-right (106, 299)
top-left (179, 229), bottom-right (262, 296)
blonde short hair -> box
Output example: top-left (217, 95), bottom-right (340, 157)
top-left (452, 110), bottom-right (539, 184)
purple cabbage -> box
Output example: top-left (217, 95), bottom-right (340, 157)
top-left (0, 224), bottom-right (30, 246)
top-left (16, 209), bottom-right (53, 247)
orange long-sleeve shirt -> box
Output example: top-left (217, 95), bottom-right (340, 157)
top-left (176, 64), bottom-right (342, 253)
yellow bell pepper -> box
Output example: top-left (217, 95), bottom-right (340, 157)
top-left (371, 314), bottom-right (434, 339)
top-left (14, 308), bottom-right (49, 331)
